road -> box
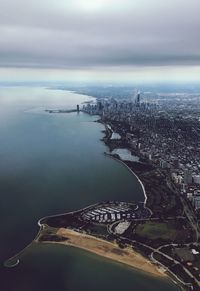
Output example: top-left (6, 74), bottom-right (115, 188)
top-left (167, 175), bottom-right (200, 242)
top-left (180, 196), bottom-right (200, 242)
top-left (119, 236), bottom-right (200, 289)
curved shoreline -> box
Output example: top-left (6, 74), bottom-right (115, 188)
top-left (5, 120), bottom-right (151, 268)
top-left (4, 259), bottom-right (20, 268)
top-left (4, 241), bottom-right (34, 268)
top-left (104, 153), bottom-right (148, 206)
top-left (4, 203), bottom-right (100, 267)
top-left (50, 228), bottom-right (167, 278)
top-left (38, 202), bottom-right (100, 227)
top-left (100, 120), bottom-right (148, 206)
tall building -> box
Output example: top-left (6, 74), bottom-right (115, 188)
top-left (97, 101), bottom-right (103, 111)
top-left (184, 169), bottom-right (193, 185)
top-left (193, 175), bottom-right (200, 185)
top-left (192, 196), bottom-right (200, 210)
top-left (136, 92), bottom-right (140, 106)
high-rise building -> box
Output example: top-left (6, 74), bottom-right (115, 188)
top-left (193, 175), bottom-right (200, 185)
top-left (192, 196), bottom-right (200, 210)
top-left (184, 169), bottom-right (193, 185)
top-left (97, 101), bottom-right (103, 111)
top-left (136, 92), bottom-right (140, 106)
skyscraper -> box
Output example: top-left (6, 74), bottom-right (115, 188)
top-left (136, 91), bottom-right (140, 106)
top-left (184, 169), bottom-right (193, 185)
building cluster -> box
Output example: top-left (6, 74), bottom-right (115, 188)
top-left (83, 92), bottom-right (200, 211)
top-left (81, 202), bottom-right (151, 224)
top-left (81, 203), bottom-right (134, 223)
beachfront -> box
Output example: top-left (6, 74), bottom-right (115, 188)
top-left (52, 228), bottom-right (166, 278)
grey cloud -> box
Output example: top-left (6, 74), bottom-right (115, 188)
top-left (0, 0), bottom-right (200, 69)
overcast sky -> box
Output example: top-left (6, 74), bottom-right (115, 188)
top-left (0, 0), bottom-right (200, 82)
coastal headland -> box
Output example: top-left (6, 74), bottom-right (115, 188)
top-left (5, 198), bottom-right (198, 291)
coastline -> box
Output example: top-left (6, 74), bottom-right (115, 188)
top-left (4, 109), bottom-right (186, 290)
top-left (99, 118), bottom-right (148, 206)
top-left (99, 119), bottom-right (181, 218)
top-left (105, 153), bottom-right (148, 205)
top-left (44, 228), bottom-right (167, 279)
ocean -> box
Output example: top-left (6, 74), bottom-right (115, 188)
top-left (0, 86), bottom-right (179, 291)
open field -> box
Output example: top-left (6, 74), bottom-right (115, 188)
top-left (135, 221), bottom-right (189, 241)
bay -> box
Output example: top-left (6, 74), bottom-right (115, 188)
top-left (0, 86), bottom-right (179, 291)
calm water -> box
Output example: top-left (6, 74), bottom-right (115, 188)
top-left (0, 86), bottom-right (179, 291)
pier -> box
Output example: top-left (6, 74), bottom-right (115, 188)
top-left (45, 105), bottom-right (80, 114)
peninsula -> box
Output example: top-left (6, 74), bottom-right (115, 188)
top-left (5, 198), bottom-right (199, 291)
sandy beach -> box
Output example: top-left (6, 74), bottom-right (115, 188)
top-left (53, 228), bottom-right (167, 278)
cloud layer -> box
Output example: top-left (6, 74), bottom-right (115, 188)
top-left (0, 0), bottom-right (200, 71)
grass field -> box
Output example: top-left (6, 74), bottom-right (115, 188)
top-left (135, 222), bottom-right (179, 241)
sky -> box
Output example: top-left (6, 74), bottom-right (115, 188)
top-left (0, 0), bottom-right (200, 82)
